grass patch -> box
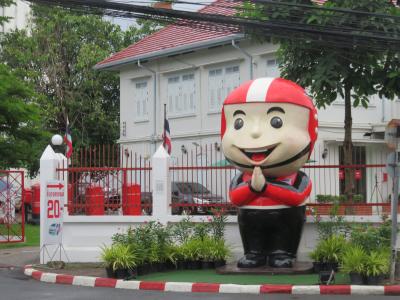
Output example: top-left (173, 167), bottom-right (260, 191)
top-left (0, 224), bottom-right (40, 249)
top-left (137, 269), bottom-right (350, 285)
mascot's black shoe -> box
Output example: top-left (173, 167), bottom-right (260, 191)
top-left (237, 253), bottom-right (266, 268)
top-left (268, 253), bottom-right (294, 268)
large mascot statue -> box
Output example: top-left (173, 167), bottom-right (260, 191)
top-left (221, 78), bottom-right (318, 268)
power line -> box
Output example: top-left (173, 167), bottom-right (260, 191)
top-left (26, 0), bottom-right (400, 52)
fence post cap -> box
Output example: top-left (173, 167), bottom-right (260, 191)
top-left (153, 145), bottom-right (169, 158)
top-left (40, 145), bottom-right (57, 160)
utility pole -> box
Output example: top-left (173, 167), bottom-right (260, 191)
top-left (385, 119), bottom-right (400, 283)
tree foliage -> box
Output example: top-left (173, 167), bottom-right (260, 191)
top-left (241, 0), bottom-right (400, 198)
top-left (0, 64), bottom-right (49, 175)
top-left (0, 5), bottom-right (158, 148)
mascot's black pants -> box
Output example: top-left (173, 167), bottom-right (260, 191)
top-left (238, 206), bottom-right (306, 260)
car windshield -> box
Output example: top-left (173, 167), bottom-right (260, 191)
top-left (175, 183), bottom-right (210, 194)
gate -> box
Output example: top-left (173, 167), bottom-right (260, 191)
top-left (0, 170), bottom-right (24, 243)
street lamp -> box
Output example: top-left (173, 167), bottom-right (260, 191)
top-left (51, 134), bottom-right (63, 146)
top-left (51, 134), bottom-right (64, 154)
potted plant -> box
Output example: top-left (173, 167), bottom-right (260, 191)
top-left (310, 235), bottom-right (347, 272)
top-left (341, 244), bottom-right (367, 284)
top-left (181, 238), bottom-right (201, 269)
top-left (164, 244), bottom-right (179, 270)
top-left (213, 239), bottom-right (230, 268)
top-left (310, 235), bottom-right (347, 284)
top-left (100, 243), bottom-right (137, 279)
top-left (100, 244), bottom-right (117, 278)
top-left (199, 237), bottom-right (215, 269)
top-left (363, 251), bottom-right (390, 285)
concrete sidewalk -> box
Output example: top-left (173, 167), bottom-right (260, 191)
top-left (0, 247), bottom-right (39, 268)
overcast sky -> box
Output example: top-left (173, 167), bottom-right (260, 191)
top-left (106, 0), bottom-right (215, 30)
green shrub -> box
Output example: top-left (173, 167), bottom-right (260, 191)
top-left (180, 238), bottom-right (202, 261)
top-left (309, 235), bottom-right (348, 263)
top-left (100, 243), bottom-right (137, 271)
top-left (212, 238), bottom-right (231, 261)
top-left (350, 220), bottom-right (391, 253)
top-left (363, 251), bottom-right (390, 277)
top-left (340, 244), bottom-right (367, 274)
top-left (352, 194), bottom-right (364, 203)
top-left (170, 217), bottom-right (194, 243)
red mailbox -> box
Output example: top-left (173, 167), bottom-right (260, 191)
top-left (122, 184), bottom-right (141, 216)
top-left (23, 188), bottom-right (32, 206)
top-left (31, 183), bottom-right (41, 220)
top-left (86, 186), bottom-right (105, 215)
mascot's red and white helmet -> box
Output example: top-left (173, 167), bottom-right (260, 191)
top-left (221, 77), bottom-right (318, 155)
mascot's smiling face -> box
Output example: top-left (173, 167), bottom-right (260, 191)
top-left (220, 77), bottom-right (318, 177)
top-left (222, 102), bottom-right (311, 177)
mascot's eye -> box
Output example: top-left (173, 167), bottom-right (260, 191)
top-left (270, 116), bottom-right (283, 129)
top-left (234, 118), bottom-right (244, 130)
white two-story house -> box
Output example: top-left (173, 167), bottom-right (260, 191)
top-left (95, 0), bottom-right (400, 203)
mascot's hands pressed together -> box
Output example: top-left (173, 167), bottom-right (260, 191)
top-left (221, 78), bottom-right (318, 269)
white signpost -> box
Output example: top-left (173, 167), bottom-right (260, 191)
top-left (40, 179), bottom-right (68, 263)
top-left (44, 180), bottom-right (64, 245)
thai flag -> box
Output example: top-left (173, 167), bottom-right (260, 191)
top-left (163, 117), bottom-right (171, 155)
top-left (64, 117), bottom-right (73, 159)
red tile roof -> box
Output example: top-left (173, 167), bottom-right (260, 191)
top-left (96, 0), bottom-right (238, 69)
top-left (96, 0), bottom-right (400, 69)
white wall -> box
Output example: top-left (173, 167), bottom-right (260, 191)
top-left (0, 0), bottom-right (30, 33)
top-left (118, 39), bottom-right (400, 160)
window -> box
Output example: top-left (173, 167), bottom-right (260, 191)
top-left (265, 58), bottom-right (280, 77)
top-left (208, 65), bottom-right (240, 112)
top-left (167, 73), bottom-right (196, 117)
top-left (339, 146), bottom-right (366, 200)
top-left (133, 80), bottom-right (149, 121)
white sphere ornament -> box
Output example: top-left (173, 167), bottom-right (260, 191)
top-left (51, 134), bottom-right (63, 146)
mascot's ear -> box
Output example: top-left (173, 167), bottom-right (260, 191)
top-left (221, 106), bottom-right (226, 138)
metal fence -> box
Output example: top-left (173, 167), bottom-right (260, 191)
top-left (57, 145), bottom-right (152, 216)
top-left (169, 143), bottom-right (393, 216)
top-left (59, 143), bottom-right (395, 217)
top-left (0, 170), bottom-right (24, 243)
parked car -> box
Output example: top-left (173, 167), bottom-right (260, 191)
top-left (141, 181), bottom-right (230, 215)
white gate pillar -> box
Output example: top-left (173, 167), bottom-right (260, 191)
top-left (151, 145), bottom-right (171, 224)
top-left (39, 145), bottom-right (68, 263)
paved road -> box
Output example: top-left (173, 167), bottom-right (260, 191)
top-left (0, 267), bottom-right (399, 300)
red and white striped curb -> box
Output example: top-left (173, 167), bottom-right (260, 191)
top-left (23, 265), bottom-right (400, 295)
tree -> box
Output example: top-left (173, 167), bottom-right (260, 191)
top-left (0, 64), bottom-right (49, 175)
top-left (0, 5), bottom-right (157, 149)
top-left (0, 0), bottom-right (49, 175)
top-left (241, 0), bottom-right (400, 199)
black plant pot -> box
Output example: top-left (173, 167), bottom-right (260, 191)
top-left (105, 266), bottom-right (115, 278)
top-left (137, 263), bottom-right (150, 276)
top-left (319, 270), bottom-right (335, 285)
top-left (214, 260), bottom-right (226, 268)
top-left (313, 262), bottom-right (322, 273)
top-left (149, 263), bottom-right (158, 273)
top-left (114, 268), bottom-right (130, 279)
top-left (176, 260), bottom-right (186, 270)
top-left (349, 272), bottom-right (365, 285)
top-left (188, 260), bottom-right (202, 270)
top-left (314, 262), bottom-right (339, 273)
top-left (201, 261), bottom-right (215, 269)
top-left (156, 262), bottom-right (167, 272)
top-left (166, 261), bottom-right (176, 271)
top-left (366, 274), bottom-right (384, 285)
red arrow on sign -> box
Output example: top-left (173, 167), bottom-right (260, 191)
top-left (47, 183), bottom-right (64, 190)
